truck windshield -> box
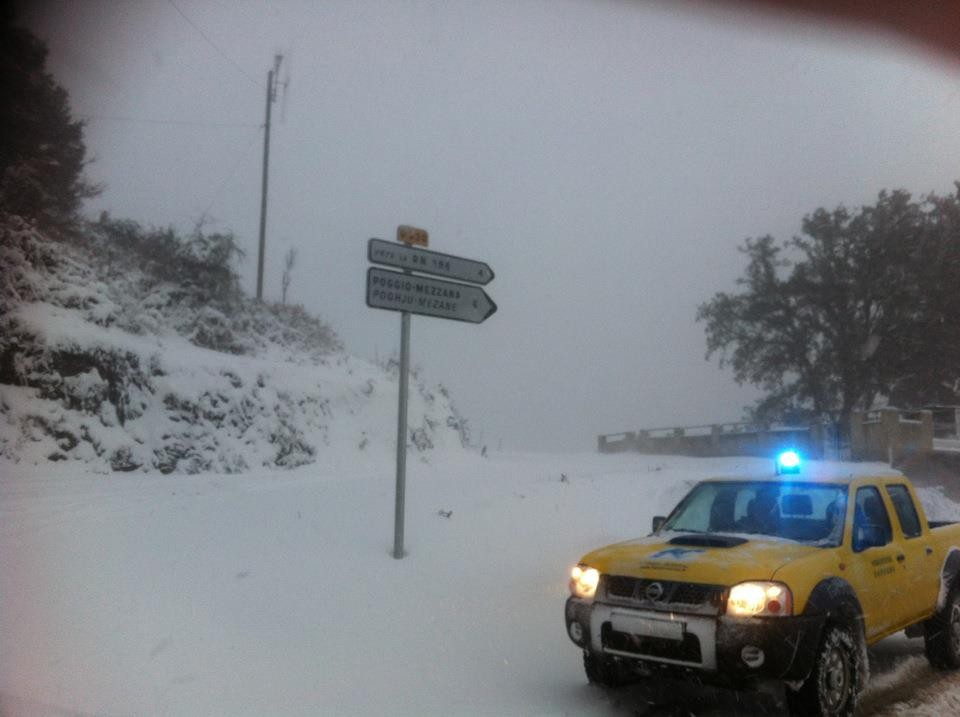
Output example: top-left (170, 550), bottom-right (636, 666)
top-left (662, 481), bottom-right (848, 546)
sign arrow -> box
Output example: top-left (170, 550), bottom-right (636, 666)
top-left (366, 267), bottom-right (497, 324)
top-left (368, 238), bottom-right (495, 285)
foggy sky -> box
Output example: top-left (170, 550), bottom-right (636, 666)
top-left (22, 0), bottom-right (960, 451)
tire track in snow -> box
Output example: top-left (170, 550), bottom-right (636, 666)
top-left (861, 656), bottom-right (960, 715)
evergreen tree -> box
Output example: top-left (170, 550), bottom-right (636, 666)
top-left (0, 10), bottom-right (97, 224)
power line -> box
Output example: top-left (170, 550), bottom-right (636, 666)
top-left (199, 125), bottom-right (263, 223)
top-left (167, 0), bottom-right (258, 87)
top-left (78, 114), bottom-right (260, 129)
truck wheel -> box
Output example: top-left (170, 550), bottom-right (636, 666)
top-left (924, 587), bottom-right (960, 669)
top-left (583, 651), bottom-right (626, 688)
top-left (785, 624), bottom-right (861, 717)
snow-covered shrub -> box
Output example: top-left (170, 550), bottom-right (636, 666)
top-left (188, 306), bottom-right (244, 354)
top-left (61, 368), bottom-right (108, 412)
top-left (1, 215), bottom-right (58, 304)
top-left (410, 426), bottom-right (434, 452)
top-left (438, 385), bottom-right (471, 448)
top-left (270, 419), bottom-right (316, 468)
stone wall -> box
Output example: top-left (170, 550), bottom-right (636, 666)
top-left (849, 408), bottom-right (934, 462)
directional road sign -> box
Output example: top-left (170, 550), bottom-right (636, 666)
top-left (368, 238), bottom-right (495, 285)
top-left (367, 267), bottom-right (497, 324)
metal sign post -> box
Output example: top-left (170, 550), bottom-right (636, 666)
top-left (394, 300), bottom-right (411, 559)
top-left (368, 226), bottom-right (497, 559)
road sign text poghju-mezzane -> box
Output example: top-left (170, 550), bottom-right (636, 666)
top-left (366, 267), bottom-right (496, 324)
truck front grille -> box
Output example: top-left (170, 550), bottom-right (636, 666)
top-left (601, 622), bottom-right (703, 664)
top-left (602, 576), bottom-right (724, 615)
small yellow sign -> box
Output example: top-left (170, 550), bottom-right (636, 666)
top-left (397, 225), bottom-right (429, 247)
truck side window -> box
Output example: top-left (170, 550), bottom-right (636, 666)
top-left (853, 486), bottom-right (892, 552)
top-left (886, 484), bottom-right (922, 538)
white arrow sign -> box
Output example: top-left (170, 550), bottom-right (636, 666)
top-left (366, 267), bottom-right (497, 324)
top-left (368, 238), bottom-right (495, 285)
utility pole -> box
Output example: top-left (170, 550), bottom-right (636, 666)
top-left (256, 54), bottom-right (282, 301)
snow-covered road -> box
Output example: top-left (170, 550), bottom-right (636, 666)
top-left (3, 452), bottom-right (960, 716)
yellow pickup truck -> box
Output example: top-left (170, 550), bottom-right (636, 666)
top-left (564, 472), bottom-right (960, 716)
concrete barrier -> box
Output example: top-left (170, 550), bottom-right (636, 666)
top-left (597, 432), bottom-right (637, 453)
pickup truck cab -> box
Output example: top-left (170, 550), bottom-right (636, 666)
top-left (565, 473), bottom-right (960, 716)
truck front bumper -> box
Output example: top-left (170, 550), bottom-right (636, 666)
top-left (566, 597), bottom-right (825, 682)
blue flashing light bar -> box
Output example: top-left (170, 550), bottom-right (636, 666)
top-left (776, 450), bottom-right (801, 474)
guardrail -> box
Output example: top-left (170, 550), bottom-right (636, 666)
top-left (601, 408), bottom-right (957, 462)
top-left (598, 422), bottom-right (824, 459)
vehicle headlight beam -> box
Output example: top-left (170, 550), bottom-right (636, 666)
top-left (569, 564), bottom-right (600, 599)
top-left (727, 581), bottom-right (793, 617)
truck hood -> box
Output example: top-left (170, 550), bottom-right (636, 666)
top-left (579, 532), bottom-right (822, 585)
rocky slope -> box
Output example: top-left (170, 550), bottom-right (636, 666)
top-left (0, 215), bottom-right (469, 473)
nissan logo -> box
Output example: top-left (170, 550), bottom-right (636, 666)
top-left (645, 582), bottom-right (664, 601)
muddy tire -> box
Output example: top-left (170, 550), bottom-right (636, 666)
top-left (583, 651), bottom-right (627, 688)
top-left (786, 624), bottom-right (861, 717)
top-left (924, 587), bottom-right (960, 669)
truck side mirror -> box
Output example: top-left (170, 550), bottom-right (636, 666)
top-left (652, 516), bottom-right (666, 533)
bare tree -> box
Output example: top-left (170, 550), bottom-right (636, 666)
top-left (281, 247), bottom-right (297, 305)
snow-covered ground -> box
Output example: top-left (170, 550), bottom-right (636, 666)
top-left (5, 452), bottom-right (960, 716)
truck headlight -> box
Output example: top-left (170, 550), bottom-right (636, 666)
top-left (727, 581), bottom-right (793, 617)
top-left (569, 564), bottom-right (600, 599)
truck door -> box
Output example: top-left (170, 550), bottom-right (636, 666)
top-left (885, 483), bottom-right (939, 623)
top-left (847, 486), bottom-right (908, 639)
